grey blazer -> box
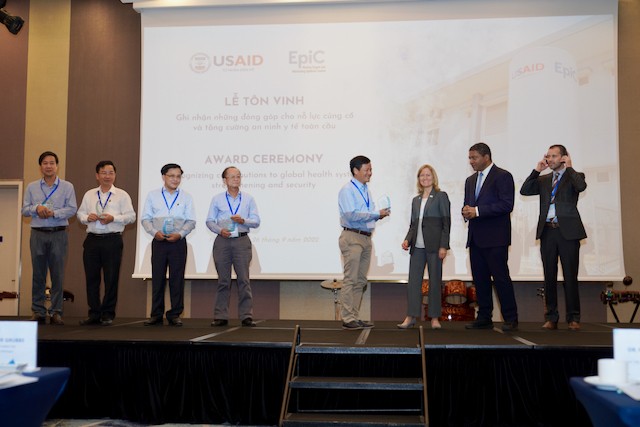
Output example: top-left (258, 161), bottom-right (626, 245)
top-left (404, 189), bottom-right (451, 254)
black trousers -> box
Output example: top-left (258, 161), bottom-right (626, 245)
top-left (83, 233), bottom-right (123, 320)
top-left (150, 238), bottom-right (187, 320)
top-left (469, 244), bottom-right (518, 323)
top-left (540, 227), bottom-right (581, 323)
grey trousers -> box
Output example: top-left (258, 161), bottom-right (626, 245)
top-left (30, 229), bottom-right (68, 315)
top-left (213, 234), bottom-right (253, 320)
top-left (407, 247), bottom-right (442, 319)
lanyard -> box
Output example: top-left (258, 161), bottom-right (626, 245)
top-left (97, 191), bottom-right (112, 210)
top-left (226, 192), bottom-right (242, 215)
top-left (41, 178), bottom-right (59, 205)
top-left (351, 180), bottom-right (370, 209)
top-left (162, 188), bottom-right (179, 213)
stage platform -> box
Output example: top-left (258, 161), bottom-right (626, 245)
top-left (19, 318), bottom-right (639, 426)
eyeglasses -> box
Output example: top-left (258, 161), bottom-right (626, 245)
top-left (225, 175), bottom-right (242, 179)
top-left (164, 174), bottom-right (182, 179)
top-left (99, 171), bottom-right (115, 176)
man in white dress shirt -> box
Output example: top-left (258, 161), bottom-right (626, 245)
top-left (77, 160), bottom-right (136, 326)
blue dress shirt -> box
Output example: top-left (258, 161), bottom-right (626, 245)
top-left (141, 187), bottom-right (196, 238)
top-left (338, 179), bottom-right (381, 232)
top-left (21, 177), bottom-right (77, 227)
top-left (206, 191), bottom-right (260, 235)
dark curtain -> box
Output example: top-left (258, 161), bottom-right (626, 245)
top-left (39, 341), bottom-right (608, 426)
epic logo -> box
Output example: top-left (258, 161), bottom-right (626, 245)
top-left (554, 62), bottom-right (577, 81)
top-left (289, 50), bottom-right (325, 67)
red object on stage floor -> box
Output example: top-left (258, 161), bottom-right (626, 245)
top-left (444, 280), bottom-right (467, 305)
top-left (422, 279), bottom-right (476, 321)
top-left (467, 285), bottom-right (478, 308)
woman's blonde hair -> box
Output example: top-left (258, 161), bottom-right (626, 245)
top-left (416, 164), bottom-right (440, 194)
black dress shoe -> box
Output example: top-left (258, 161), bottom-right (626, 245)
top-left (241, 318), bottom-right (256, 327)
top-left (100, 318), bottom-right (113, 326)
top-left (211, 319), bottom-right (228, 327)
top-left (79, 317), bottom-right (101, 326)
top-left (501, 321), bottom-right (518, 332)
top-left (465, 319), bottom-right (494, 329)
top-left (144, 316), bottom-right (163, 326)
top-left (168, 318), bottom-right (183, 327)
top-left (342, 320), bottom-right (363, 330)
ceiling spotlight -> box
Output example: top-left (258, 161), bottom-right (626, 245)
top-left (1, 0), bottom-right (24, 35)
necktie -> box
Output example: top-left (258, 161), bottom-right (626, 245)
top-left (475, 171), bottom-right (483, 199)
top-left (550, 172), bottom-right (558, 204)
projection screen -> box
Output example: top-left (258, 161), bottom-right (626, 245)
top-left (133, 0), bottom-right (623, 281)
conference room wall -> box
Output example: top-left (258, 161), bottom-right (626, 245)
top-left (0, 0), bottom-right (638, 322)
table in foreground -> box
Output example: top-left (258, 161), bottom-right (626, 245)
top-left (570, 377), bottom-right (640, 427)
top-left (0, 367), bottom-right (70, 427)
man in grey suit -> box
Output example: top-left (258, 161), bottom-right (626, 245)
top-left (521, 144), bottom-right (587, 331)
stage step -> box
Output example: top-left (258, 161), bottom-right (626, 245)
top-left (279, 325), bottom-right (428, 427)
top-left (282, 412), bottom-right (425, 426)
top-left (290, 376), bottom-right (424, 391)
top-left (296, 345), bottom-right (422, 355)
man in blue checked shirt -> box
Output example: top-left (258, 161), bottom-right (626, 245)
top-left (141, 163), bottom-right (196, 327)
top-left (22, 151), bottom-right (77, 326)
top-left (338, 155), bottom-right (390, 330)
top-left (207, 166), bottom-right (261, 328)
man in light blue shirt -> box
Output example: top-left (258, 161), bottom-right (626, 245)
top-left (338, 155), bottom-right (390, 330)
top-left (207, 166), bottom-right (261, 327)
top-left (22, 151), bottom-right (77, 325)
top-left (140, 163), bottom-right (196, 327)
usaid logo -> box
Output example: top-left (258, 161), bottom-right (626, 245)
top-left (190, 53), bottom-right (211, 73)
top-left (212, 55), bottom-right (264, 70)
top-left (511, 62), bottom-right (544, 80)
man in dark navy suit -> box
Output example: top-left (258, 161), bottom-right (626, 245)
top-left (462, 143), bottom-right (519, 331)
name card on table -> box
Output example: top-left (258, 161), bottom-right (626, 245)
top-left (0, 321), bottom-right (37, 372)
top-left (613, 328), bottom-right (640, 383)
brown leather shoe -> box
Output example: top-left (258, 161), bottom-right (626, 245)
top-left (30, 313), bottom-right (47, 325)
top-left (541, 321), bottom-right (557, 330)
top-left (50, 313), bottom-right (64, 325)
top-left (568, 321), bottom-right (581, 331)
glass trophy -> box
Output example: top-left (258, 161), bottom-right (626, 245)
top-left (162, 217), bottom-right (175, 235)
top-left (219, 218), bottom-right (238, 237)
top-left (377, 194), bottom-right (391, 211)
top-left (95, 201), bottom-right (107, 229)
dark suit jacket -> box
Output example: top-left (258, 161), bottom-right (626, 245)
top-left (404, 189), bottom-right (451, 254)
top-left (464, 164), bottom-right (515, 248)
top-left (520, 167), bottom-right (587, 240)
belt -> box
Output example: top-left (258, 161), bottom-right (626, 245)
top-left (545, 222), bottom-right (560, 229)
top-left (228, 232), bottom-right (249, 238)
top-left (88, 232), bottom-right (122, 237)
top-left (343, 227), bottom-right (372, 237)
top-left (33, 226), bottom-right (67, 233)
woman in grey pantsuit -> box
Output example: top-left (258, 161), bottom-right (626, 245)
top-left (399, 164), bottom-right (451, 329)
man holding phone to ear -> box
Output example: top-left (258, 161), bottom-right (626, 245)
top-left (521, 144), bottom-right (587, 331)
